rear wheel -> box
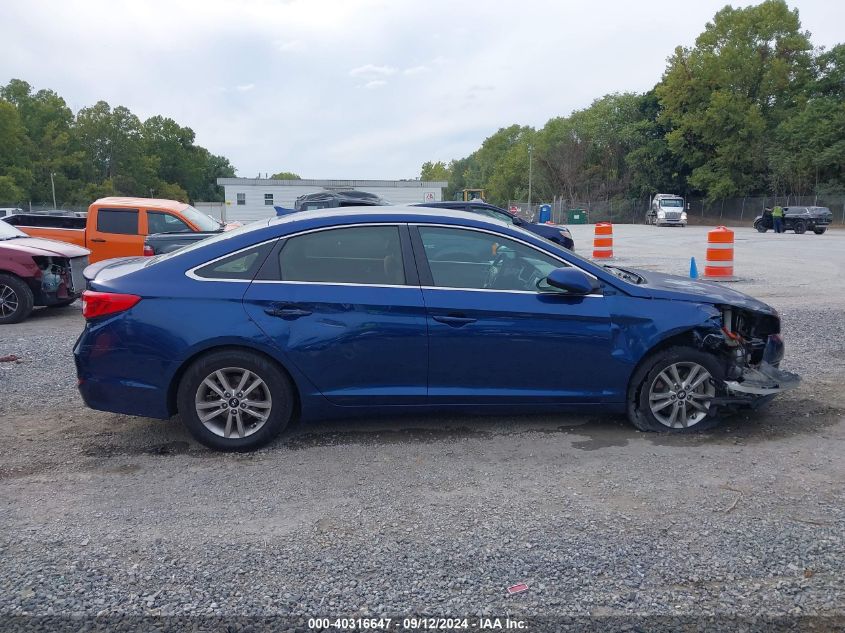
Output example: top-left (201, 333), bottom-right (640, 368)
top-left (627, 346), bottom-right (724, 433)
top-left (793, 220), bottom-right (807, 234)
top-left (0, 274), bottom-right (34, 324)
top-left (177, 349), bottom-right (294, 451)
top-left (813, 227), bottom-right (826, 235)
top-left (754, 220), bottom-right (768, 233)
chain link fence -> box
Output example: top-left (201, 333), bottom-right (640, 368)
top-left (508, 195), bottom-right (845, 226)
top-left (0, 202), bottom-right (89, 216)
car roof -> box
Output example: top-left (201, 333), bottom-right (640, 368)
top-left (92, 197), bottom-right (190, 211)
top-left (267, 205), bottom-right (513, 230)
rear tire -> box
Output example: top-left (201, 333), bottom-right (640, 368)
top-left (813, 227), bottom-right (826, 235)
top-left (0, 274), bottom-right (34, 324)
top-left (627, 346), bottom-right (725, 433)
top-left (793, 220), bottom-right (807, 234)
top-left (754, 221), bottom-right (768, 233)
top-left (177, 349), bottom-right (294, 451)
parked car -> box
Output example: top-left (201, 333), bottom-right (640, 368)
top-left (0, 207), bottom-right (24, 218)
top-left (295, 190), bottom-right (389, 211)
top-left (646, 194), bottom-right (687, 227)
top-left (75, 207), bottom-right (799, 451)
top-left (0, 220), bottom-right (90, 324)
top-left (144, 230), bottom-right (228, 256)
top-left (414, 200), bottom-right (574, 250)
top-left (2, 197), bottom-right (234, 263)
top-left (754, 206), bottom-right (832, 235)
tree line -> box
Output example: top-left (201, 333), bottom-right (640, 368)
top-left (0, 79), bottom-right (236, 206)
top-left (422, 0), bottom-right (845, 207)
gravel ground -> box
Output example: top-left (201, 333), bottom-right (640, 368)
top-left (1, 225), bottom-right (844, 631)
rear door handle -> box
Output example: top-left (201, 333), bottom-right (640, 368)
top-left (90, 238), bottom-right (106, 243)
top-left (432, 314), bottom-right (477, 327)
top-left (264, 303), bottom-right (312, 319)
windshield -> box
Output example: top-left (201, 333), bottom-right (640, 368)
top-left (0, 221), bottom-right (28, 240)
top-left (659, 199), bottom-right (684, 208)
top-left (179, 205), bottom-right (222, 231)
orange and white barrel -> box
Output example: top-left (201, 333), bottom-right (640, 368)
top-left (592, 222), bottom-right (613, 259)
top-left (704, 226), bottom-right (734, 280)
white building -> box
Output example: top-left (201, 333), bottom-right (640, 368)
top-left (216, 178), bottom-right (448, 223)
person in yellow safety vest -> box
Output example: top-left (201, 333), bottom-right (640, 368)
top-left (772, 205), bottom-right (784, 233)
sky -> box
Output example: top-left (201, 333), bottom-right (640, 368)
top-left (1, 0), bottom-right (842, 181)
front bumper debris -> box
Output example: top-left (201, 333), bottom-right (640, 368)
top-left (725, 361), bottom-right (801, 396)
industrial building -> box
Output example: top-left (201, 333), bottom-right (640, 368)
top-left (216, 178), bottom-right (448, 223)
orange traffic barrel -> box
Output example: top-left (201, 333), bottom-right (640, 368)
top-left (704, 226), bottom-right (734, 280)
top-left (592, 222), bottom-right (613, 259)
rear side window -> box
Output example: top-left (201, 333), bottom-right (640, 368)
top-left (97, 209), bottom-right (139, 235)
top-left (194, 242), bottom-right (274, 280)
top-left (279, 226), bottom-right (405, 285)
top-left (148, 211), bottom-right (191, 234)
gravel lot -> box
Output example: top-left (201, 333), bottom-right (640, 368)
top-left (1, 225), bottom-right (844, 631)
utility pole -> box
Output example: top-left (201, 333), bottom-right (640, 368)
top-left (527, 144), bottom-right (533, 215)
top-left (50, 172), bottom-right (57, 209)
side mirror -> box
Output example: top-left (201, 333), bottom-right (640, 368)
top-left (542, 267), bottom-right (600, 295)
top-left (512, 216), bottom-right (524, 226)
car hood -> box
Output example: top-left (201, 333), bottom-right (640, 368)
top-left (623, 269), bottom-right (777, 315)
top-left (0, 236), bottom-right (90, 258)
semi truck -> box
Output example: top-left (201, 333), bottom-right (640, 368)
top-left (646, 194), bottom-right (688, 227)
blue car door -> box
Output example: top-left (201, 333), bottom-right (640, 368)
top-left (411, 225), bottom-right (617, 404)
top-left (242, 224), bottom-right (428, 406)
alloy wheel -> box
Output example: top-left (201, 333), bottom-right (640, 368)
top-left (648, 361), bottom-right (716, 429)
top-left (0, 284), bottom-right (19, 318)
top-left (194, 367), bottom-right (273, 438)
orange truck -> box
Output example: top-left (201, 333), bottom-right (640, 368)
top-left (1, 197), bottom-right (232, 263)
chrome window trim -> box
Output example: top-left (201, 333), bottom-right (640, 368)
top-left (185, 237), bottom-right (280, 283)
top-left (185, 221), bottom-right (603, 299)
top-left (412, 222), bottom-right (598, 280)
top-left (185, 223), bottom-right (406, 284)
top-left (420, 285), bottom-right (602, 298)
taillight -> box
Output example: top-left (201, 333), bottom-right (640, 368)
top-left (82, 291), bottom-right (141, 319)
top-left (143, 245), bottom-right (154, 256)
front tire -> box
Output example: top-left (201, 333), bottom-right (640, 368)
top-left (754, 221), bottom-right (768, 233)
top-left (813, 227), bottom-right (826, 235)
top-left (0, 274), bottom-right (34, 324)
top-left (177, 349), bottom-right (294, 451)
top-left (627, 346), bottom-right (724, 433)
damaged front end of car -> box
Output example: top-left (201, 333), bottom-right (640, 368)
top-left (696, 305), bottom-right (800, 408)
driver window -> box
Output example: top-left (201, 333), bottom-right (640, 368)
top-left (418, 227), bottom-right (564, 291)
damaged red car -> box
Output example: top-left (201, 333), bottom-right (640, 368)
top-left (0, 220), bottom-right (90, 324)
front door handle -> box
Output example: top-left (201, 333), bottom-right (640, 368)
top-left (264, 303), bottom-right (312, 319)
top-left (90, 238), bottom-right (106, 243)
top-left (432, 314), bottom-right (477, 327)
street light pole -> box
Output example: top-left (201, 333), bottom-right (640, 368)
top-left (527, 145), bottom-right (533, 215)
top-left (50, 172), bottom-right (57, 210)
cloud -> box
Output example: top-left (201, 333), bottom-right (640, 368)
top-left (402, 65), bottom-right (429, 75)
top-left (363, 80), bottom-right (387, 89)
top-left (235, 83), bottom-right (255, 92)
top-left (274, 39), bottom-right (301, 52)
top-left (348, 63), bottom-right (397, 79)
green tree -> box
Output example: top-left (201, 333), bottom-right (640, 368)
top-left (270, 171), bottom-right (300, 180)
top-left (769, 44), bottom-right (845, 194)
top-left (656, 0), bottom-right (813, 198)
top-left (419, 161), bottom-right (450, 182)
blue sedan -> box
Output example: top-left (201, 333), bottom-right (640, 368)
top-left (75, 208), bottom-right (798, 451)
